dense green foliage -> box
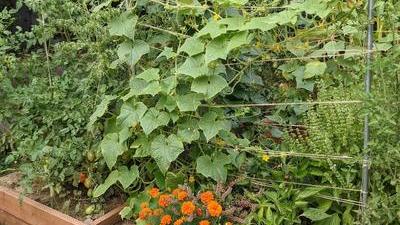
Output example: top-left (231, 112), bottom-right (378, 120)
top-left (1, 0), bottom-right (399, 224)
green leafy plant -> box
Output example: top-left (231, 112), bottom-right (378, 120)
top-left (1, 0), bottom-right (399, 224)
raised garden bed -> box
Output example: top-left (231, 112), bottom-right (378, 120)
top-left (0, 173), bottom-right (125, 225)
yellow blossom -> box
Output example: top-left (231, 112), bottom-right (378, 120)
top-left (189, 176), bottom-right (195, 183)
top-left (212, 14), bottom-right (221, 21)
top-left (262, 154), bottom-right (270, 162)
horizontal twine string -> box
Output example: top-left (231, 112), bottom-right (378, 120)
top-left (231, 146), bottom-right (364, 162)
top-left (243, 180), bottom-right (363, 207)
top-left (200, 100), bottom-right (363, 108)
top-left (237, 175), bottom-right (362, 192)
top-left (265, 151), bottom-right (358, 161)
top-left (225, 50), bottom-right (383, 66)
top-left (316, 194), bottom-right (364, 207)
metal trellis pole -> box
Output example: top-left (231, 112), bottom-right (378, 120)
top-left (361, 0), bottom-right (374, 222)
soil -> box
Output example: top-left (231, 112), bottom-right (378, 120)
top-left (0, 172), bottom-right (125, 224)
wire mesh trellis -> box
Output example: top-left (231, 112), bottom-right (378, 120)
top-left (144, 0), bottom-right (377, 223)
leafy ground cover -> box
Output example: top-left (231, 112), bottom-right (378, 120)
top-left (1, 0), bottom-right (399, 224)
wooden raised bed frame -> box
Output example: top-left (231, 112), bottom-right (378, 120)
top-left (0, 186), bottom-right (123, 225)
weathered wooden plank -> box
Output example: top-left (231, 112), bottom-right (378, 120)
top-left (0, 210), bottom-right (30, 225)
top-left (0, 186), bottom-right (85, 225)
top-left (91, 205), bottom-right (124, 225)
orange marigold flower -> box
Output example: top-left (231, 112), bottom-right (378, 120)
top-left (173, 218), bottom-right (185, 225)
top-left (172, 188), bottom-right (182, 197)
top-left (199, 191), bottom-right (214, 204)
top-left (196, 208), bottom-right (203, 216)
top-left (161, 215), bottom-right (172, 225)
top-left (207, 200), bottom-right (222, 217)
top-left (140, 202), bottom-right (149, 209)
top-left (153, 208), bottom-right (164, 216)
top-left (177, 190), bottom-right (188, 201)
top-left (181, 201), bottom-right (196, 215)
top-left (139, 207), bottom-right (152, 220)
top-left (149, 187), bottom-right (160, 198)
top-left (159, 194), bottom-right (172, 207)
top-left (199, 220), bottom-right (210, 225)
top-left (225, 222), bottom-right (233, 225)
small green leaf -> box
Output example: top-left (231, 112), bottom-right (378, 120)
top-left (117, 101), bottom-right (148, 128)
top-left (169, 111), bottom-right (180, 123)
top-left (141, 81), bottom-right (161, 96)
top-left (219, 130), bottom-right (249, 146)
top-left (157, 47), bottom-right (176, 59)
top-left (318, 199), bottom-right (333, 212)
top-left (109, 12), bottom-right (138, 40)
top-left (140, 108), bottom-right (170, 135)
top-left (323, 41), bottom-right (345, 54)
top-left (295, 0), bottom-right (330, 18)
top-left (93, 166), bottom-right (139, 198)
top-left (174, 0), bottom-right (204, 15)
top-left (177, 55), bottom-right (208, 78)
top-left (270, 10), bottom-right (298, 25)
top-left (131, 135), bottom-right (151, 157)
top-left (123, 78), bottom-right (148, 100)
top-left (196, 20), bottom-right (227, 39)
top-left (119, 206), bottom-right (133, 219)
top-left (227, 31), bottom-right (252, 52)
top-left (297, 187), bottom-right (323, 200)
top-left (151, 134), bottom-right (184, 173)
top-left (160, 76), bottom-right (177, 94)
top-left (286, 39), bottom-right (308, 57)
top-left (218, 17), bottom-right (246, 31)
top-left (176, 93), bottom-right (203, 112)
top-left (136, 68), bottom-right (160, 82)
top-left (179, 37), bottom-right (205, 56)
top-left (292, 66), bottom-right (315, 91)
top-left (241, 71), bottom-right (264, 86)
top-left (191, 75), bottom-right (228, 99)
top-left (156, 95), bottom-right (177, 112)
top-left (165, 172), bottom-right (185, 189)
top-left (227, 149), bottom-right (246, 168)
top-left (101, 133), bottom-right (125, 169)
top-left (316, 214), bottom-right (340, 225)
top-left (302, 208), bottom-right (331, 221)
top-left (93, 170), bottom-right (119, 197)
top-left (304, 61), bottom-right (327, 79)
top-left (177, 119), bottom-right (200, 143)
top-left (205, 36), bottom-right (228, 64)
top-left (240, 17), bottom-right (276, 31)
top-left (198, 111), bottom-right (230, 141)
top-left (117, 165), bottom-right (139, 189)
top-left (117, 40), bottom-right (150, 66)
top-left (123, 79), bottom-right (161, 100)
top-left (196, 152), bottom-right (231, 182)
top-left (88, 95), bottom-right (117, 130)
top-left (342, 207), bottom-right (354, 225)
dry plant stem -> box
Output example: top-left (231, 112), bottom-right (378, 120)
top-left (226, 215), bottom-right (246, 224)
top-left (42, 15), bottom-right (52, 88)
top-left (221, 187), bottom-right (232, 201)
